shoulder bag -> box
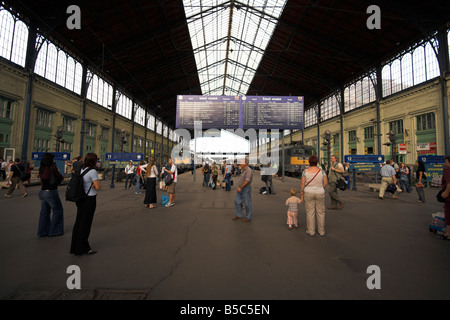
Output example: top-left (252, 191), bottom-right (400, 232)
top-left (334, 169), bottom-right (347, 191)
top-left (436, 189), bottom-right (447, 203)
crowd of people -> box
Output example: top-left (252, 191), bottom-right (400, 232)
top-left (2, 151), bottom-right (449, 259)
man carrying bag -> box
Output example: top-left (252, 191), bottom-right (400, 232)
top-left (327, 155), bottom-right (345, 210)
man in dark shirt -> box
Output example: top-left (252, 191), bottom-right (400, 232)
top-left (5, 158), bottom-right (28, 198)
top-left (72, 156), bottom-right (83, 175)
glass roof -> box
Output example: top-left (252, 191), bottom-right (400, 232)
top-left (183, 0), bottom-right (287, 95)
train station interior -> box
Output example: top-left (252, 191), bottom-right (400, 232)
top-left (1, 0), bottom-right (450, 304)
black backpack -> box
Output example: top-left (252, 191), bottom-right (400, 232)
top-left (65, 168), bottom-right (92, 202)
top-left (15, 164), bottom-right (31, 182)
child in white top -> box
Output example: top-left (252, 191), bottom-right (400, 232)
top-left (285, 188), bottom-right (302, 230)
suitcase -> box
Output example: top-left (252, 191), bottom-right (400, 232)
top-left (429, 212), bottom-right (447, 238)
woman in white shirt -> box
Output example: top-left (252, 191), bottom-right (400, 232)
top-left (300, 155), bottom-right (328, 236)
top-left (70, 153), bottom-right (101, 255)
top-left (144, 157), bottom-right (158, 208)
top-left (123, 161), bottom-right (135, 190)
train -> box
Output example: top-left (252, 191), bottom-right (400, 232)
top-left (281, 143), bottom-right (316, 176)
top-left (250, 143), bottom-right (316, 177)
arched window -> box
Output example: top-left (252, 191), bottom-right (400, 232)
top-left (0, 8), bottom-right (28, 67)
top-left (56, 50), bottom-right (67, 87)
top-left (401, 53), bottom-right (413, 90)
top-left (381, 64), bottom-right (391, 97)
top-left (412, 45), bottom-right (426, 85)
top-left (390, 59), bottom-right (401, 94)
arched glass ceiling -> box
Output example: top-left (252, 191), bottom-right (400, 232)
top-left (183, 0), bottom-right (287, 95)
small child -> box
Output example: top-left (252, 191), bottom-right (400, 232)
top-left (285, 188), bottom-right (302, 230)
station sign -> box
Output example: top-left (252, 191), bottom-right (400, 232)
top-left (418, 155), bottom-right (444, 164)
top-left (344, 155), bottom-right (384, 163)
top-left (349, 163), bottom-right (381, 172)
top-left (105, 153), bottom-right (144, 162)
top-left (31, 152), bottom-right (71, 161)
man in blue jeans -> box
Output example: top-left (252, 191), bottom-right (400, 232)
top-left (233, 157), bottom-right (253, 222)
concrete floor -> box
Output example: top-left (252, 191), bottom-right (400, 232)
top-left (0, 168), bottom-right (449, 300)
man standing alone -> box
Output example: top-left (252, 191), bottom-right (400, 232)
top-left (327, 155), bottom-right (345, 210)
top-left (233, 157), bottom-right (253, 222)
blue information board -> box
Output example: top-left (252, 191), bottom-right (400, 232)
top-left (344, 155), bottom-right (384, 163)
top-left (105, 153), bottom-right (144, 162)
top-left (31, 152), bottom-right (71, 161)
top-left (418, 155), bottom-right (444, 164)
top-left (349, 163), bottom-right (381, 172)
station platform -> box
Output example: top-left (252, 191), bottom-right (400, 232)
top-left (0, 168), bottom-right (449, 301)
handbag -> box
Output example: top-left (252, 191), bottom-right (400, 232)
top-left (386, 183), bottom-right (397, 194)
top-left (333, 170), bottom-right (347, 191)
top-left (161, 193), bottom-right (169, 206)
top-left (436, 189), bottom-right (447, 203)
top-left (49, 166), bottom-right (61, 186)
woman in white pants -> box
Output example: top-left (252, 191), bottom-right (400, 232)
top-left (300, 155), bottom-right (328, 236)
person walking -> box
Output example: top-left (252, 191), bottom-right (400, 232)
top-left (285, 188), bottom-right (301, 230)
top-left (163, 158), bottom-right (177, 207)
top-left (211, 161), bottom-right (219, 190)
top-left (327, 155), bottom-right (345, 210)
top-left (4, 158), bottom-right (28, 198)
top-left (440, 156), bottom-right (450, 240)
top-left (300, 155), bottom-right (328, 236)
top-left (262, 163), bottom-right (275, 195)
top-left (135, 160), bottom-right (144, 194)
top-left (398, 162), bottom-right (411, 193)
top-left (0, 158), bottom-right (7, 181)
top-left (37, 152), bottom-right (65, 237)
top-left (202, 162), bottom-right (210, 187)
top-left (232, 157), bottom-right (253, 222)
top-left (70, 153), bottom-right (101, 256)
top-left (379, 159), bottom-right (402, 200)
top-left (224, 161), bottom-right (232, 191)
top-left (72, 156), bottom-right (83, 176)
top-left (415, 160), bottom-right (426, 203)
top-left (123, 160), bottom-right (135, 190)
top-left (144, 157), bottom-right (158, 208)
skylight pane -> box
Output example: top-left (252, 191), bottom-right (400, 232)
top-left (183, 0), bottom-right (287, 95)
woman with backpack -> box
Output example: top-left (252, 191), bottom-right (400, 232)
top-left (37, 152), bottom-right (65, 237)
top-left (70, 153), bottom-right (101, 256)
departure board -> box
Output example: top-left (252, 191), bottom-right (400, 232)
top-left (176, 95), bottom-right (240, 129)
top-left (241, 96), bottom-right (304, 129)
top-left (176, 95), bottom-right (304, 130)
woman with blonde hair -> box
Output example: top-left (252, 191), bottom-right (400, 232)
top-left (144, 157), bottom-right (158, 208)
